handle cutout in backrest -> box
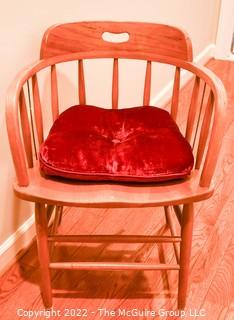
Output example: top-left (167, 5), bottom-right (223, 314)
top-left (102, 32), bottom-right (130, 43)
top-left (41, 22), bottom-right (193, 60)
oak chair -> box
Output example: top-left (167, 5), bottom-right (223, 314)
top-left (6, 22), bottom-right (226, 309)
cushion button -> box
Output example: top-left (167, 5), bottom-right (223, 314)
top-left (112, 138), bottom-right (121, 144)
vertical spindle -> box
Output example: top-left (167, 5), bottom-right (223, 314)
top-left (51, 64), bottom-right (59, 121)
top-left (171, 67), bottom-right (181, 121)
top-left (32, 74), bottom-right (44, 145)
top-left (112, 58), bottom-right (119, 109)
top-left (143, 61), bottom-right (151, 106)
top-left (78, 60), bottom-right (86, 105)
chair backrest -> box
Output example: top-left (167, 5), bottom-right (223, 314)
top-left (40, 22), bottom-right (193, 61)
top-left (40, 22), bottom-right (193, 109)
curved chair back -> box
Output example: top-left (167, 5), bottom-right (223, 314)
top-left (40, 22), bottom-right (193, 60)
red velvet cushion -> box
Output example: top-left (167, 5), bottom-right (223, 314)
top-left (39, 105), bottom-right (194, 182)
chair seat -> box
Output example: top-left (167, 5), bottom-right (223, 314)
top-left (14, 163), bottom-right (213, 207)
top-left (39, 105), bottom-right (194, 182)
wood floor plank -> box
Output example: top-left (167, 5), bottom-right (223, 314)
top-left (200, 227), bottom-right (234, 319)
top-left (222, 302), bottom-right (234, 320)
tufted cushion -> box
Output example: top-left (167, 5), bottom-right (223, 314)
top-left (39, 105), bottom-right (194, 182)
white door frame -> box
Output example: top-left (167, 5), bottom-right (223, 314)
top-left (215, 0), bottom-right (234, 60)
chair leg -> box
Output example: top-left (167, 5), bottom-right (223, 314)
top-left (57, 206), bottom-right (63, 226)
top-left (178, 203), bottom-right (194, 310)
top-left (49, 206), bottom-right (63, 257)
top-left (164, 206), bottom-right (169, 226)
top-left (35, 203), bottom-right (52, 308)
top-left (46, 205), bottom-right (55, 224)
top-left (51, 206), bottom-right (63, 235)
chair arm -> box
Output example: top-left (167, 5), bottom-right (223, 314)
top-left (199, 70), bottom-right (227, 187)
top-left (6, 60), bottom-right (45, 186)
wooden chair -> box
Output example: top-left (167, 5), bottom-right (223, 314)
top-left (6, 22), bottom-right (227, 309)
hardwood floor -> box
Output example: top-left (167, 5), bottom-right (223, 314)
top-left (0, 59), bottom-right (233, 319)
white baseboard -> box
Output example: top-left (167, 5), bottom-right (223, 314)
top-left (150, 43), bottom-right (216, 107)
top-left (0, 214), bottom-right (35, 276)
top-left (0, 43), bottom-right (216, 277)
